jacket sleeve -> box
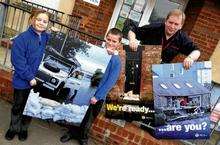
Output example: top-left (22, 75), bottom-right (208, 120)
top-left (11, 35), bottom-right (35, 81)
top-left (126, 19), bottom-right (163, 44)
top-left (126, 19), bottom-right (148, 41)
top-left (179, 31), bottom-right (200, 55)
top-left (94, 57), bottom-right (121, 101)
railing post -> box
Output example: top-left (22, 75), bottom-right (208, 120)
top-left (3, 39), bottom-right (10, 66)
top-left (0, 1), bottom-right (9, 38)
top-left (19, 11), bottom-right (26, 33)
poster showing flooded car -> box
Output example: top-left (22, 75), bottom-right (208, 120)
top-left (152, 61), bottom-right (212, 139)
top-left (23, 32), bottom-right (111, 126)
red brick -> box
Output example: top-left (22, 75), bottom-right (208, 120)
top-left (128, 132), bottom-right (135, 141)
top-left (127, 141), bottom-right (138, 145)
top-left (134, 135), bottom-right (141, 143)
top-left (97, 119), bottom-right (106, 128)
top-left (109, 133), bottom-right (125, 143)
top-left (107, 123), bottom-right (117, 132)
top-left (91, 131), bottom-right (104, 141)
top-left (92, 125), bottom-right (104, 134)
top-left (116, 128), bottom-right (128, 138)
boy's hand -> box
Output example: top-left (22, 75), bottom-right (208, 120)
top-left (30, 78), bottom-right (37, 86)
top-left (90, 97), bottom-right (98, 104)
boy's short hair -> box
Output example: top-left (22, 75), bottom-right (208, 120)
top-left (106, 28), bottom-right (123, 42)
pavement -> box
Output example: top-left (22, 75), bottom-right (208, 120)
top-left (1, 99), bottom-right (220, 145)
top-left (0, 99), bottom-right (88, 145)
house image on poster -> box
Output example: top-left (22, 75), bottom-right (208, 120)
top-left (152, 61), bottom-right (212, 139)
top-left (153, 77), bottom-right (210, 125)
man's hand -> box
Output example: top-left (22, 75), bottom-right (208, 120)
top-left (30, 78), bottom-right (37, 86)
top-left (183, 50), bottom-right (200, 70)
top-left (128, 30), bottom-right (138, 51)
top-left (183, 56), bottom-right (194, 70)
top-left (90, 97), bottom-right (98, 104)
top-left (129, 39), bottom-right (138, 51)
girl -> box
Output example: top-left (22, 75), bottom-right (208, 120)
top-left (5, 9), bottom-right (50, 141)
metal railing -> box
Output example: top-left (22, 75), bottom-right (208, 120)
top-left (22, 0), bottom-right (65, 22)
top-left (0, 0), bottom-right (105, 69)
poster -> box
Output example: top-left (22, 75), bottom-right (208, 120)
top-left (115, 17), bottom-right (126, 31)
top-left (152, 61), bottom-right (212, 139)
top-left (133, 0), bottom-right (145, 12)
top-left (124, 0), bottom-right (134, 5)
top-left (23, 32), bottom-right (111, 126)
top-left (105, 46), bottom-right (155, 122)
top-left (128, 10), bottom-right (142, 22)
top-left (120, 4), bottom-right (131, 18)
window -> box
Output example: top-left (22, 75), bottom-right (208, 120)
top-left (185, 83), bottom-right (193, 88)
top-left (115, 0), bottom-right (147, 31)
top-left (173, 83), bottom-right (181, 89)
top-left (108, 0), bottom-right (189, 35)
top-left (160, 83), bottom-right (168, 89)
top-left (149, 0), bottom-right (189, 23)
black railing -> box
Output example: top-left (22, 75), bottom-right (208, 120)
top-left (22, 0), bottom-right (65, 21)
top-left (0, 0), bottom-right (105, 69)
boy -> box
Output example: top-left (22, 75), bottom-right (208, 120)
top-left (60, 28), bottom-right (123, 145)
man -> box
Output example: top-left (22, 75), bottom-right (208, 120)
top-left (128, 9), bottom-right (200, 69)
top-left (60, 28), bottom-right (123, 145)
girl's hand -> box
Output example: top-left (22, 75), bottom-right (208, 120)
top-left (50, 26), bottom-right (60, 32)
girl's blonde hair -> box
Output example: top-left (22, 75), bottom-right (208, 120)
top-left (28, 8), bottom-right (50, 24)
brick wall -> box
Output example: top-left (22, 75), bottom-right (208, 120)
top-left (140, 45), bottom-right (161, 101)
top-left (72, 0), bottom-right (116, 39)
top-left (91, 114), bottom-right (182, 145)
top-left (175, 0), bottom-right (220, 62)
top-left (0, 69), bottom-right (13, 102)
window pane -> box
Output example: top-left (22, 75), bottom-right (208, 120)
top-left (149, 0), bottom-right (187, 23)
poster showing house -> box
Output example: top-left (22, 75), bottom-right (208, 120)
top-left (23, 32), bottom-right (111, 126)
top-left (152, 61), bottom-right (212, 139)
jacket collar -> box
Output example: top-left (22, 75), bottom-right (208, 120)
top-left (28, 25), bottom-right (47, 37)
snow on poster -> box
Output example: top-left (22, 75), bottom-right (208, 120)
top-left (152, 61), bottom-right (212, 139)
top-left (23, 32), bottom-right (111, 126)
